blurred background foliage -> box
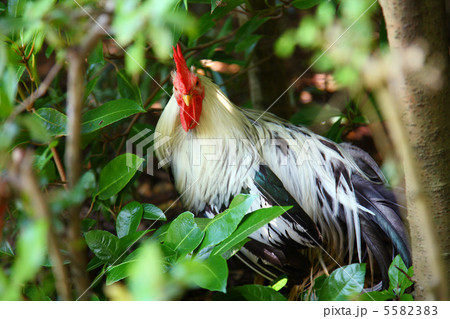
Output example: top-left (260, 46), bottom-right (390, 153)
top-left (0, 0), bottom-right (416, 300)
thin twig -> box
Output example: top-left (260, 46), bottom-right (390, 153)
top-left (51, 147), bottom-right (67, 190)
top-left (184, 30), bottom-right (237, 57)
top-left (9, 63), bottom-right (62, 120)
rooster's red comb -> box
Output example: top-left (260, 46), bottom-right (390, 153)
top-left (173, 43), bottom-right (190, 85)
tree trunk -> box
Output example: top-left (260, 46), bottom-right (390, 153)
top-left (245, 0), bottom-right (294, 119)
top-left (379, 0), bottom-right (450, 300)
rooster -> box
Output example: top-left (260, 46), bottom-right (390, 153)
top-left (155, 44), bottom-right (411, 289)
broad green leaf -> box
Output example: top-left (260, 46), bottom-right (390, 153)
top-left (9, 220), bottom-right (47, 292)
top-left (220, 237), bottom-right (250, 260)
top-left (165, 212), bottom-right (204, 255)
top-left (388, 255), bottom-right (413, 296)
top-left (81, 218), bottom-right (97, 233)
top-left (359, 290), bottom-right (394, 301)
top-left (106, 262), bottom-right (131, 286)
top-left (292, 0), bottom-right (324, 9)
top-left (19, 114), bottom-right (50, 143)
top-left (400, 293), bottom-right (414, 301)
top-left (127, 242), bottom-right (166, 300)
top-left (96, 153), bottom-right (144, 200)
top-left (116, 202), bottom-right (143, 238)
top-left (33, 108), bottom-right (67, 136)
top-left (117, 230), bottom-right (151, 253)
top-left (198, 194), bottom-right (256, 251)
top-left (313, 274), bottom-right (327, 291)
top-left (81, 99), bottom-right (145, 134)
top-left (232, 284), bottom-right (287, 301)
top-left (106, 249), bottom-right (141, 285)
top-left (212, 206), bottom-right (291, 256)
top-left (85, 230), bottom-right (119, 261)
top-left (149, 223), bottom-right (170, 242)
top-left (318, 263), bottom-right (366, 301)
top-left (194, 218), bottom-right (210, 231)
top-left (174, 255), bottom-right (228, 292)
top-left (142, 203), bottom-right (166, 221)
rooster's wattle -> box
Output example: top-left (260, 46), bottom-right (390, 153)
top-left (155, 44), bottom-right (411, 288)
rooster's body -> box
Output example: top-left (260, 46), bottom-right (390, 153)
top-left (155, 45), bottom-right (411, 288)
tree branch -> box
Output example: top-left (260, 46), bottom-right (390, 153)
top-left (11, 149), bottom-right (72, 300)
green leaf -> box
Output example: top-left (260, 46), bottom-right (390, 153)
top-left (87, 42), bottom-right (104, 65)
top-left (174, 255), bottom-right (228, 292)
top-left (165, 212), bottom-right (204, 255)
top-left (292, 0), bottom-right (324, 9)
top-left (116, 202), bottom-right (143, 238)
top-left (400, 293), bottom-right (413, 301)
top-left (235, 34), bottom-right (262, 53)
top-left (0, 241), bottom-right (14, 256)
top-left (194, 218), bottom-right (210, 231)
top-left (117, 71), bottom-right (142, 105)
top-left (81, 99), bottom-right (145, 134)
top-left (106, 249), bottom-right (141, 285)
top-left (388, 255), bottom-right (413, 296)
top-left (211, 206), bottom-right (291, 256)
top-left (290, 104), bottom-right (342, 126)
top-left (84, 76), bottom-right (99, 100)
top-left (96, 153), bottom-right (144, 200)
top-left (318, 263), bottom-right (366, 301)
top-left (220, 237), bottom-right (250, 260)
top-left (10, 220), bottom-right (47, 288)
top-left (85, 230), bottom-right (119, 261)
top-left (210, 0), bottom-right (217, 12)
top-left (270, 275), bottom-right (288, 291)
top-left (359, 290), bottom-right (395, 301)
top-left (87, 256), bottom-right (104, 271)
top-left (198, 194), bottom-right (256, 251)
top-left (232, 284), bottom-right (287, 301)
top-left (117, 230), bottom-right (151, 253)
top-left (142, 203), bottom-right (166, 221)
top-left (19, 114), bottom-right (50, 143)
top-left (275, 30), bottom-right (296, 58)
top-left (127, 242), bottom-right (166, 300)
top-left (81, 218), bottom-right (97, 233)
top-left (34, 109), bottom-right (62, 138)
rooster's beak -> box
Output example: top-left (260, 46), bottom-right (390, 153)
top-left (182, 94), bottom-right (192, 107)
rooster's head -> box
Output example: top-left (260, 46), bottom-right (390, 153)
top-left (172, 44), bottom-right (204, 132)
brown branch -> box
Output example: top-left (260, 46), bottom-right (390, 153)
top-left (51, 147), bottom-right (67, 190)
top-left (11, 149), bottom-right (72, 300)
top-left (64, 13), bottom-right (109, 300)
top-left (184, 31), bottom-right (237, 58)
